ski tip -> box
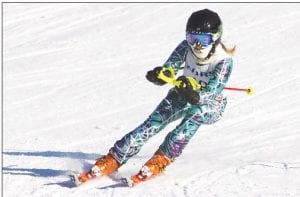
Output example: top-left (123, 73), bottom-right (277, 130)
top-left (121, 177), bottom-right (135, 188)
top-left (67, 171), bottom-right (83, 187)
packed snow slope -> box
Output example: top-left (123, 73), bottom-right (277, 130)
top-left (3, 3), bottom-right (300, 197)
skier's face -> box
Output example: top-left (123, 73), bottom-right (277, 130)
top-left (186, 32), bottom-right (214, 59)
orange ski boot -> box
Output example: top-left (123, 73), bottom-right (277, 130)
top-left (72, 153), bottom-right (121, 186)
top-left (128, 150), bottom-right (173, 187)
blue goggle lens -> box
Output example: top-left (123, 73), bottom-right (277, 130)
top-left (186, 33), bottom-right (213, 47)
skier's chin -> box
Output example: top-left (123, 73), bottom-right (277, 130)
top-left (193, 50), bottom-right (209, 59)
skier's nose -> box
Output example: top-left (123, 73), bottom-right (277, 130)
top-left (195, 42), bottom-right (203, 49)
top-left (194, 43), bottom-right (204, 50)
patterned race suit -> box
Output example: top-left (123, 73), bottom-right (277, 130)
top-left (110, 40), bottom-right (233, 164)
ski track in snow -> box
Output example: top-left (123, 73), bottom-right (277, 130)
top-left (3, 3), bottom-right (300, 197)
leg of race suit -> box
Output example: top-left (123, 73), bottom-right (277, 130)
top-left (159, 98), bottom-right (227, 160)
top-left (110, 89), bottom-right (188, 164)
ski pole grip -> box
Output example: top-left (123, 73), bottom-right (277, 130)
top-left (158, 67), bottom-right (178, 87)
top-left (158, 68), bottom-right (202, 91)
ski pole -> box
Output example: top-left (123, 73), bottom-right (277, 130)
top-left (157, 67), bottom-right (254, 96)
top-left (224, 86), bottom-right (254, 96)
top-left (158, 67), bottom-right (201, 91)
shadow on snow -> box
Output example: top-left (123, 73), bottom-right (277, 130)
top-left (3, 150), bottom-right (101, 160)
top-left (2, 150), bottom-right (103, 188)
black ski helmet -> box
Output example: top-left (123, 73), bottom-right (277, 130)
top-left (186, 9), bottom-right (222, 34)
top-left (186, 9), bottom-right (223, 60)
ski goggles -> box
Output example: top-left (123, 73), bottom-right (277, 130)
top-left (186, 32), bottom-right (214, 47)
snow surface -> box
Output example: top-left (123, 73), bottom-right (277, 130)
top-left (2, 3), bottom-right (300, 197)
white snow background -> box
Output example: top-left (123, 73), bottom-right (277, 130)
top-left (2, 3), bottom-right (300, 197)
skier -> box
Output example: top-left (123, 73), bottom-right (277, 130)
top-left (74, 9), bottom-right (235, 187)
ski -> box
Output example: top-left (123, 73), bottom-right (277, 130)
top-left (112, 171), bottom-right (157, 188)
top-left (68, 171), bottom-right (81, 186)
top-left (68, 169), bottom-right (157, 188)
top-left (68, 170), bottom-right (128, 187)
top-left (120, 176), bottom-right (136, 187)
top-left (68, 171), bottom-right (97, 186)
top-left (109, 171), bottom-right (135, 187)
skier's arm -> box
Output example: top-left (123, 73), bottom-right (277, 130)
top-left (146, 40), bottom-right (188, 85)
top-left (162, 40), bottom-right (189, 74)
top-left (200, 58), bottom-right (233, 102)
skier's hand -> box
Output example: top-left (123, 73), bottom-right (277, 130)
top-left (146, 66), bottom-right (171, 86)
top-left (175, 76), bottom-right (200, 105)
